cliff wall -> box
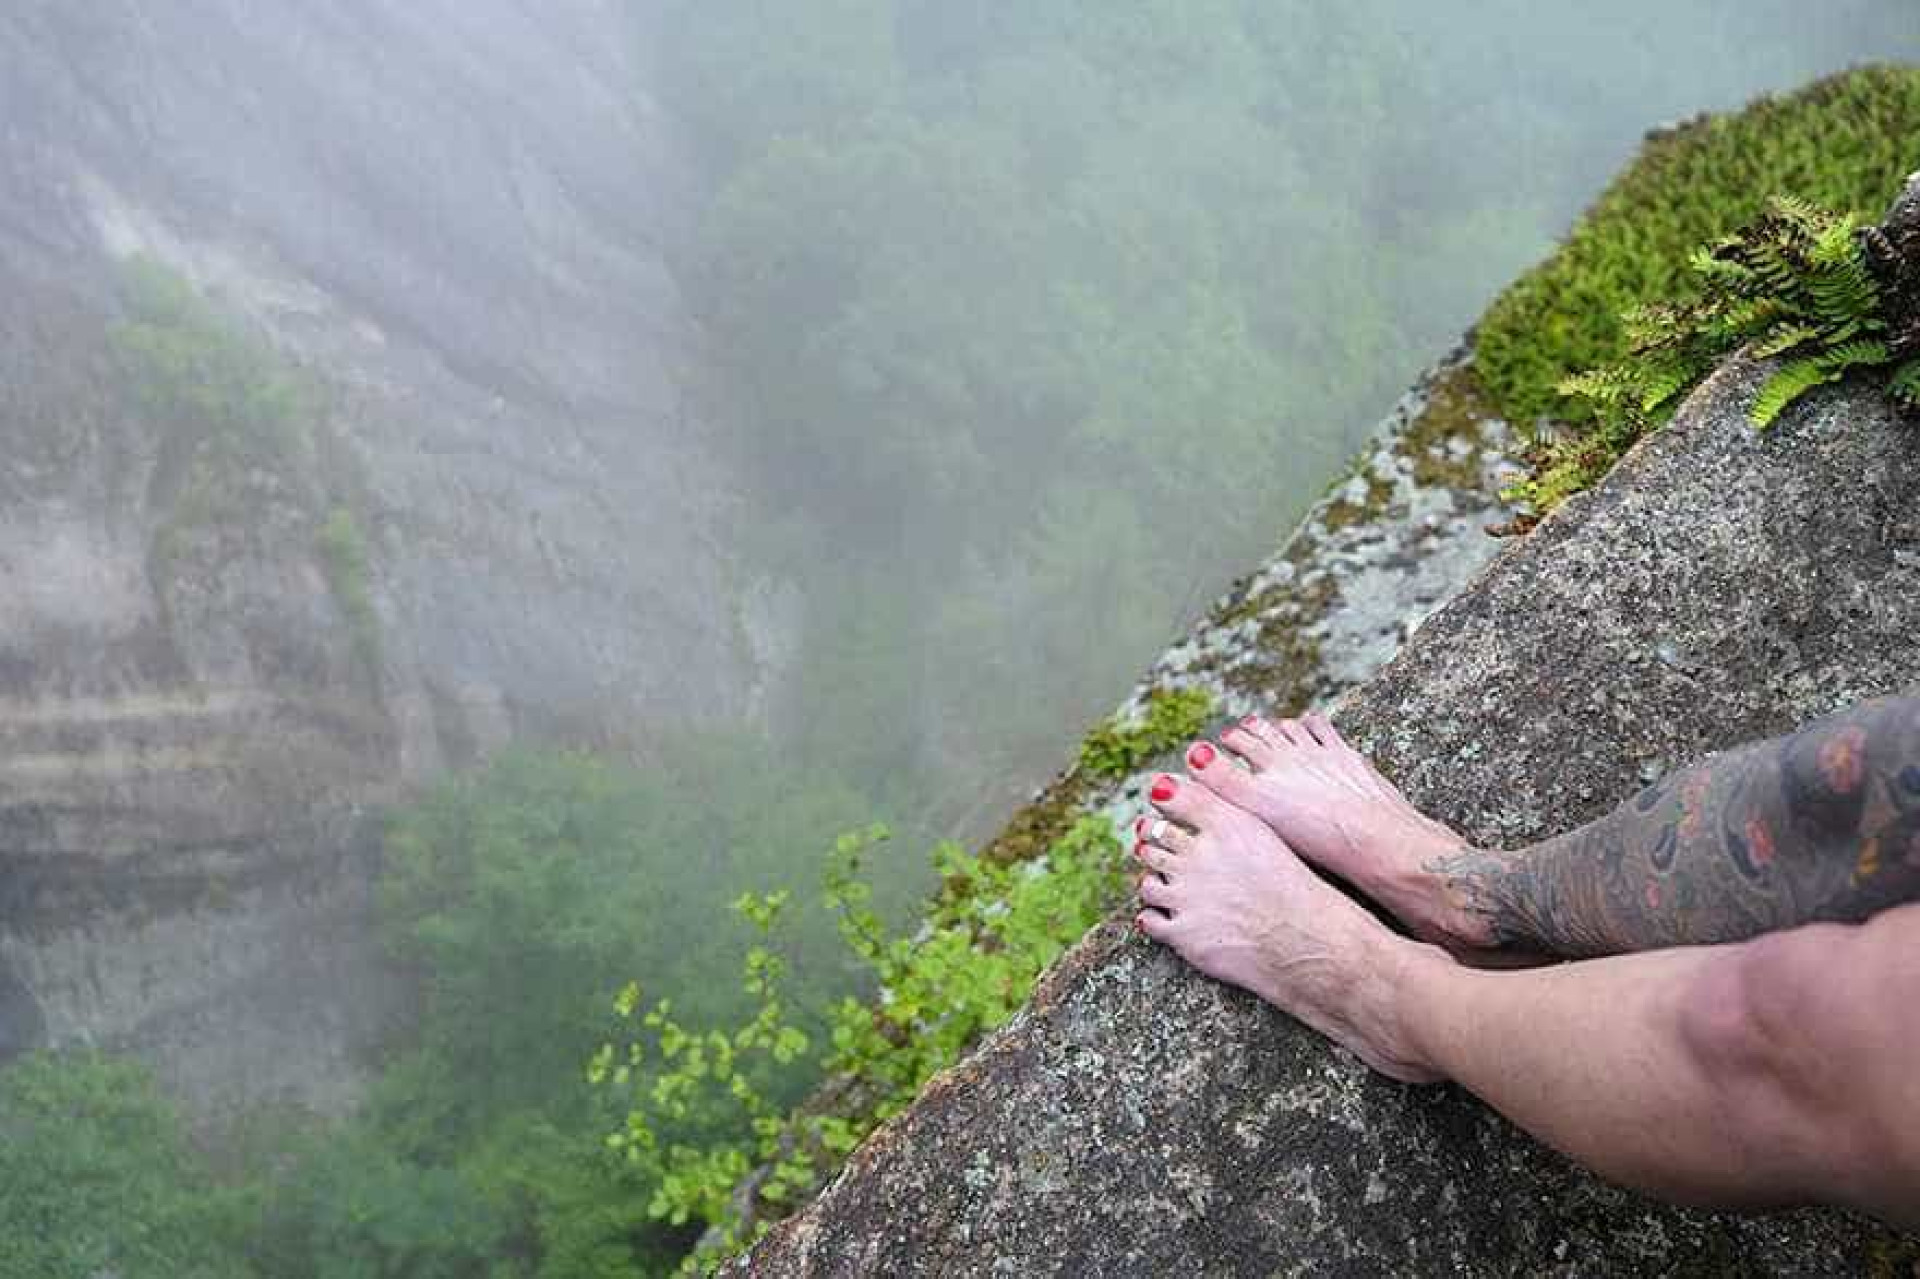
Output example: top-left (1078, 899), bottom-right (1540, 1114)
top-left (0, 1), bottom-right (763, 1117)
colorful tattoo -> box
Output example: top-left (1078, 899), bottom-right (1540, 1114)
top-left (1427, 694), bottom-right (1920, 957)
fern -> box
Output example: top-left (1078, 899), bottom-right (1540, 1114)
top-left (1554, 193), bottom-right (1911, 465)
top-left (1750, 321), bottom-right (1820, 359)
top-left (1821, 338), bottom-right (1891, 372)
top-left (1751, 357), bottom-right (1840, 428)
top-left (1892, 359), bottom-right (1920, 409)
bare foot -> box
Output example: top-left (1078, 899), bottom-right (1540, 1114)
top-left (1134, 770), bottom-right (1443, 1082)
top-left (1173, 713), bottom-right (1496, 951)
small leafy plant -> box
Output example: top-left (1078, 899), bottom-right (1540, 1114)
top-left (1078, 686), bottom-right (1214, 779)
top-left (1511, 195), bottom-right (1919, 519)
top-left (598, 817), bottom-right (1125, 1272)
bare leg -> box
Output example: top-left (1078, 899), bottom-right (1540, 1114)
top-left (1397, 909), bottom-right (1920, 1227)
top-left (1136, 771), bottom-right (1920, 1227)
top-left (1190, 694), bottom-right (1920, 956)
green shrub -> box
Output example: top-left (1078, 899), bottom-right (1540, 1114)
top-left (1476, 65), bottom-right (1920, 442)
top-left (602, 815), bottom-right (1126, 1271)
top-left (112, 255), bottom-right (314, 469)
top-left (0, 1052), bottom-right (253, 1279)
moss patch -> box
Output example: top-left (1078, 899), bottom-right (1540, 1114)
top-left (318, 506), bottom-right (381, 675)
top-left (979, 768), bottom-right (1099, 868)
top-left (1475, 65), bottom-right (1920, 498)
top-left (1078, 687), bottom-right (1215, 780)
top-left (1401, 362), bottom-right (1497, 491)
top-left (1317, 470), bottom-right (1395, 534)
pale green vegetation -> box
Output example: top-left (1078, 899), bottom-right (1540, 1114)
top-left (0, 1053), bottom-right (253, 1279)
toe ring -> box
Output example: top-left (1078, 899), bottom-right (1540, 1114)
top-left (1149, 818), bottom-right (1168, 843)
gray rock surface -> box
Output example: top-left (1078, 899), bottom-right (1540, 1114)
top-left (731, 285), bottom-right (1920, 1271)
top-left (0, 2), bottom-right (769, 1117)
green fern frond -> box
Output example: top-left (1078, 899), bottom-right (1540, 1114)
top-left (1819, 338), bottom-right (1891, 372)
top-left (1556, 366), bottom-right (1636, 404)
top-left (1711, 296), bottom-right (1789, 341)
top-left (1749, 320), bottom-right (1820, 359)
top-left (1890, 359), bottom-right (1920, 409)
top-left (1688, 245), bottom-right (1755, 289)
top-left (1767, 192), bottom-right (1827, 229)
top-left (1808, 270), bottom-right (1882, 331)
top-left (1620, 302), bottom-right (1697, 351)
top-left (1750, 356), bottom-right (1841, 428)
top-left (1637, 366), bottom-right (1694, 414)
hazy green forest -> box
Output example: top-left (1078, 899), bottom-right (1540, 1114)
top-left (10, 3), bottom-right (1920, 1277)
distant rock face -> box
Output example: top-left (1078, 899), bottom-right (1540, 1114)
top-left (731, 200), bottom-right (1920, 1272)
top-left (0, 1), bottom-right (765, 1116)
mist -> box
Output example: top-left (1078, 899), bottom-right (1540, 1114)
top-left (0, 2), bottom-right (1914, 1275)
top-left (667, 1), bottom-right (1920, 853)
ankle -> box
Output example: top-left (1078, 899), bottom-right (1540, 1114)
top-left (1375, 938), bottom-right (1457, 1081)
top-left (1393, 842), bottom-right (1509, 951)
top-left (1374, 837), bottom-right (1486, 951)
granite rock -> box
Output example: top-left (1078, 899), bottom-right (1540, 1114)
top-left (730, 191), bottom-right (1920, 1276)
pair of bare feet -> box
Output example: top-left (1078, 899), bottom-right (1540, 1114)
top-left (1131, 711), bottom-right (1484, 1083)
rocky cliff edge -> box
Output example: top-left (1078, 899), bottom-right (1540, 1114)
top-left (728, 181), bottom-right (1920, 1276)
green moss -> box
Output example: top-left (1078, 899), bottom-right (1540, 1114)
top-left (1078, 686), bottom-right (1215, 780)
top-left (1226, 570), bottom-right (1334, 711)
top-left (1317, 469), bottom-right (1395, 534)
top-left (1475, 65), bottom-right (1920, 493)
top-left (1401, 362), bottom-right (1496, 491)
top-left (317, 506), bottom-right (380, 674)
top-left (113, 255), bottom-right (315, 474)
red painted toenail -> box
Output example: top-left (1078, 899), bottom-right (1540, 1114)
top-left (1187, 741), bottom-right (1216, 769)
top-left (1150, 775), bottom-right (1176, 802)
top-left (1134, 816), bottom-right (1149, 839)
top-left (1134, 914), bottom-right (1147, 933)
top-left (1132, 840), bottom-right (1146, 860)
top-left (1242, 715), bottom-right (1258, 727)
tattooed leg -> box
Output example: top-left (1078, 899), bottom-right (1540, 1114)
top-left (1430, 693), bottom-right (1920, 957)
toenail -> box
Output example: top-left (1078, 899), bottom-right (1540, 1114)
top-left (1187, 741), bottom-right (1216, 769)
top-left (1132, 840), bottom-right (1146, 860)
top-left (1241, 715), bottom-right (1258, 727)
top-left (1134, 816), bottom-right (1149, 839)
top-left (1150, 775), bottom-right (1176, 802)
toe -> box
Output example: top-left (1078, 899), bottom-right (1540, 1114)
top-left (1219, 723), bottom-right (1277, 772)
top-left (1150, 765), bottom-right (1245, 833)
top-left (1135, 909), bottom-right (1177, 943)
top-left (1132, 814), bottom-right (1193, 856)
top-left (1133, 838), bottom-right (1179, 876)
top-left (1241, 714), bottom-right (1289, 751)
top-left (1182, 739), bottom-right (1265, 814)
top-left (1137, 872), bottom-right (1178, 913)
top-left (1302, 711), bottom-right (1346, 747)
top-left (1274, 718), bottom-right (1315, 747)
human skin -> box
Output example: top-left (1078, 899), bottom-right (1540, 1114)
top-left (1396, 908), bottom-right (1920, 1225)
top-left (1193, 694), bottom-right (1920, 958)
top-left (1134, 704), bottom-right (1920, 1226)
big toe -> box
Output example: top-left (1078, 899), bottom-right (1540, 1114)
top-left (1147, 764), bottom-right (1245, 834)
